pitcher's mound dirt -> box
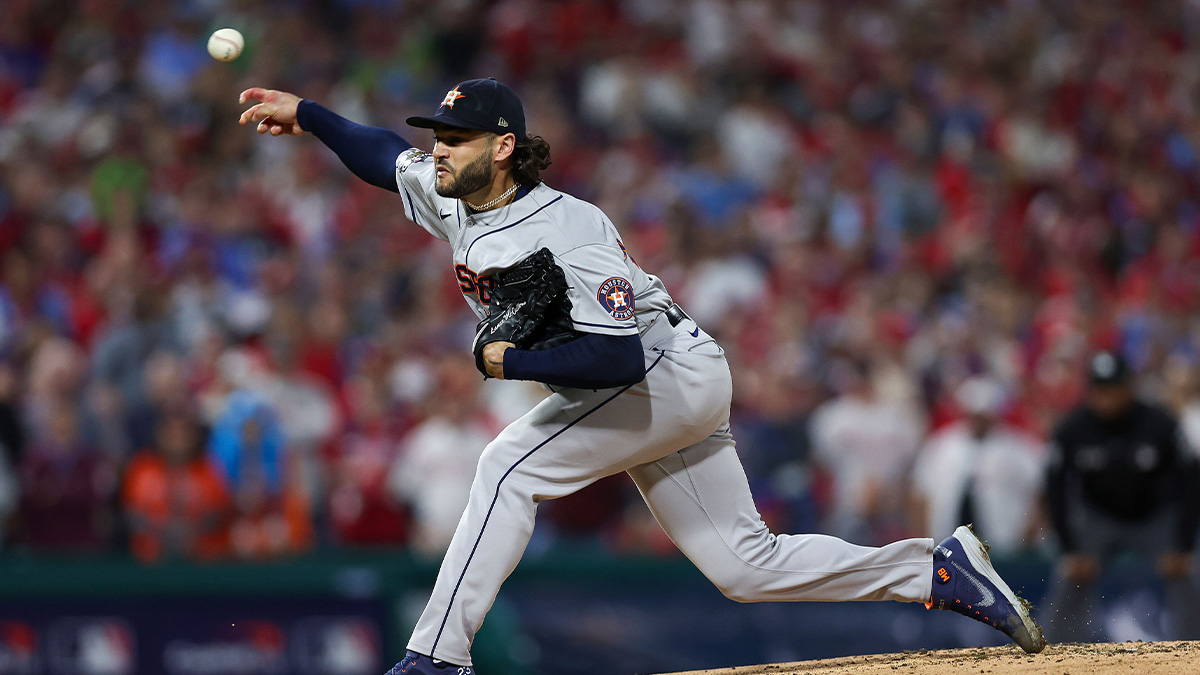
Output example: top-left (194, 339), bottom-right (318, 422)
top-left (655, 641), bottom-right (1200, 675)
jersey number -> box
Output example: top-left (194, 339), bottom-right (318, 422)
top-left (455, 265), bottom-right (494, 304)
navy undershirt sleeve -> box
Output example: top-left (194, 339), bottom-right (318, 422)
top-left (296, 99), bottom-right (411, 192)
top-left (502, 333), bottom-right (645, 389)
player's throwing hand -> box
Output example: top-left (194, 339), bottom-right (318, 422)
top-left (238, 88), bottom-right (305, 136)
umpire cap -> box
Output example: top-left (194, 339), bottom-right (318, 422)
top-left (1088, 350), bottom-right (1130, 385)
top-left (406, 78), bottom-right (526, 139)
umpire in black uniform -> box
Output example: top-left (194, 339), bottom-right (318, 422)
top-left (1043, 351), bottom-right (1200, 641)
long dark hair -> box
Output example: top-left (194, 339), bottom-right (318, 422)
top-left (511, 134), bottom-right (552, 185)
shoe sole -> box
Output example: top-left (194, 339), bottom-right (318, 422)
top-left (952, 525), bottom-right (1048, 654)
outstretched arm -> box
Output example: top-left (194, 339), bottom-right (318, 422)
top-left (239, 88), bottom-right (412, 192)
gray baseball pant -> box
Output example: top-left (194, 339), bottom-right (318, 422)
top-left (408, 318), bottom-right (935, 666)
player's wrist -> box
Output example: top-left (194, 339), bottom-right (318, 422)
top-left (294, 98), bottom-right (318, 131)
top-left (483, 342), bottom-right (513, 379)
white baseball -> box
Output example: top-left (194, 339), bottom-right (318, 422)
top-left (207, 28), bottom-right (244, 62)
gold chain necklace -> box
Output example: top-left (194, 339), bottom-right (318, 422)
top-left (463, 183), bottom-right (520, 212)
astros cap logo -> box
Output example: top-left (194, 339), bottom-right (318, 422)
top-left (441, 86), bottom-right (465, 109)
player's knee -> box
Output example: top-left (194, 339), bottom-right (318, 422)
top-left (472, 443), bottom-right (516, 491)
top-left (472, 444), bottom-right (539, 500)
top-left (716, 580), bottom-right (759, 604)
top-left (705, 568), bottom-right (760, 603)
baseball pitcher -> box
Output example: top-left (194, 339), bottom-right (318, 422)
top-left (238, 77), bottom-right (1046, 674)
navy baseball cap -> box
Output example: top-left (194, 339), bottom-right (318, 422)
top-left (1088, 350), bottom-right (1130, 385)
top-left (406, 78), bottom-right (526, 139)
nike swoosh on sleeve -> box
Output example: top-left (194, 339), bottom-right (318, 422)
top-left (440, 212), bottom-right (452, 219)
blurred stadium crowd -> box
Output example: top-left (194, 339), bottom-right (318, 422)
top-left (1, 0), bottom-right (1200, 564)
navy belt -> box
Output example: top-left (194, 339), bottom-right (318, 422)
top-left (664, 303), bottom-right (690, 327)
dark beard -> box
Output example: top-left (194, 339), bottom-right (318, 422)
top-left (435, 147), bottom-right (493, 198)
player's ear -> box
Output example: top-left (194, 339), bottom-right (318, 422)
top-left (493, 133), bottom-right (516, 163)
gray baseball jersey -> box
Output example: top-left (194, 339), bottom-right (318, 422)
top-left (396, 147), bottom-right (671, 335)
top-left (393, 147), bottom-right (935, 667)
